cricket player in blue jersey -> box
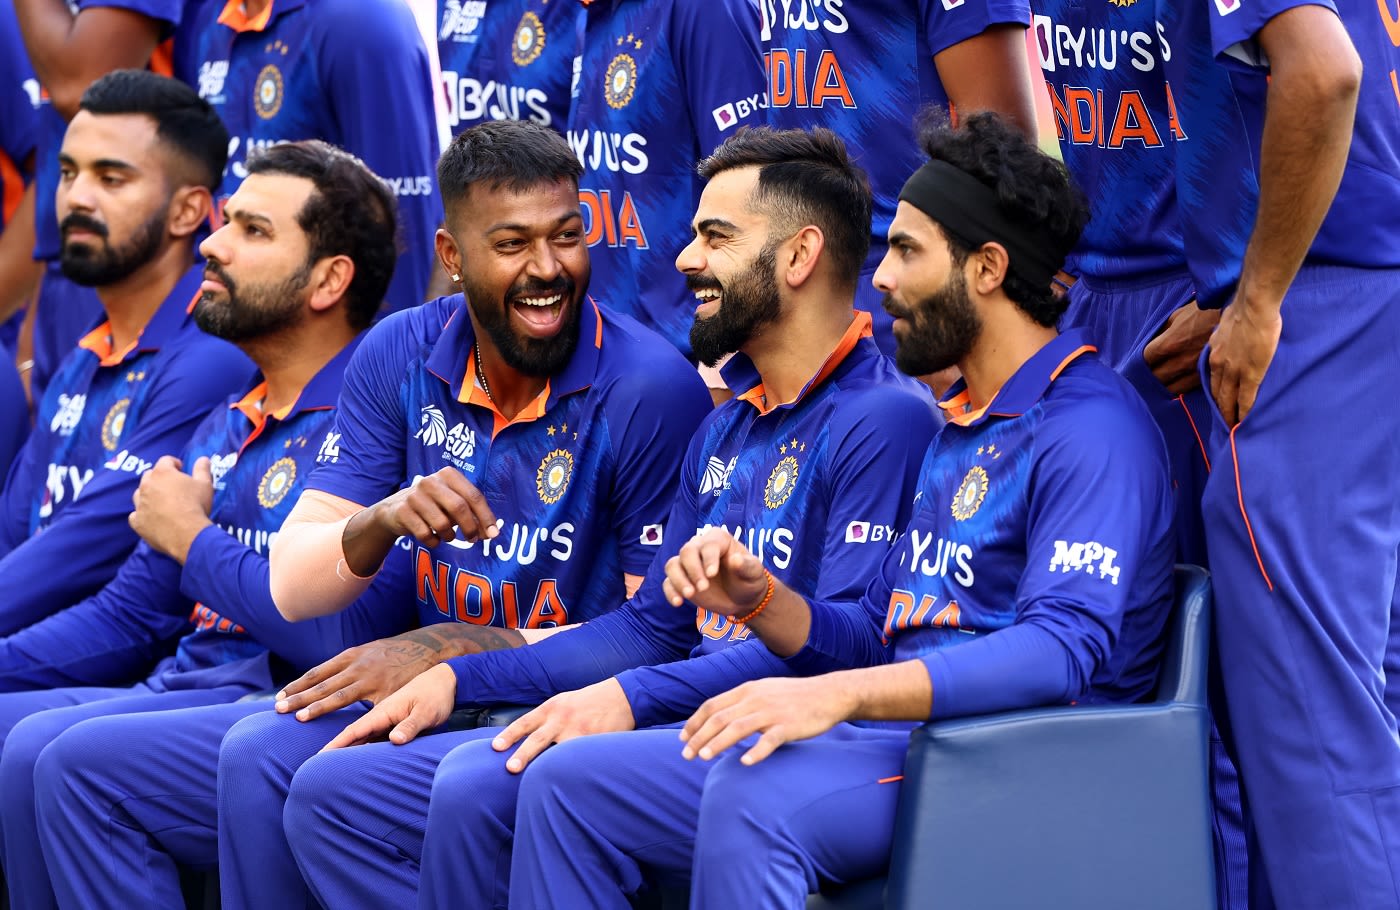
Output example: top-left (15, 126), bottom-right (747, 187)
top-left (437, 0), bottom-right (580, 136)
top-left (759, 0), bottom-right (1038, 360)
top-left (264, 126), bottom-right (938, 909)
top-left (174, 0), bottom-right (442, 318)
top-left (502, 112), bottom-right (1176, 908)
top-left (137, 118), bottom-right (709, 910)
top-left (1028, 0), bottom-right (1245, 903)
top-left (0, 0), bottom-right (40, 354)
top-left (0, 71), bottom-right (251, 635)
top-left (0, 140), bottom-right (415, 910)
top-left (1155, 0), bottom-right (1400, 904)
top-left (15, 0), bottom-right (189, 402)
top-left (566, 0), bottom-right (767, 359)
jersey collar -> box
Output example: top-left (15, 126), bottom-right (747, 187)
top-left (216, 0), bottom-right (307, 32)
top-left (938, 329), bottom-right (1097, 427)
top-left (723, 310), bottom-right (873, 415)
top-left (76, 265), bottom-right (205, 368)
top-left (228, 332), bottom-right (362, 450)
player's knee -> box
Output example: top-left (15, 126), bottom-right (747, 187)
top-left (0, 712), bottom-right (75, 793)
top-left (432, 739), bottom-right (515, 822)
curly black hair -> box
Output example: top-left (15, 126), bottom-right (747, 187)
top-left (915, 109), bottom-right (1089, 326)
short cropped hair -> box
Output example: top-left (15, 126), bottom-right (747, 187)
top-left (916, 110), bottom-right (1089, 327)
top-left (79, 69), bottom-right (229, 191)
top-left (698, 126), bottom-right (872, 288)
top-left (246, 141), bottom-right (399, 330)
top-left (437, 119), bottom-right (583, 210)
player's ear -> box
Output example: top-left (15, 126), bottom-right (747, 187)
top-left (435, 228), bottom-right (464, 288)
top-left (782, 224), bottom-right (825, 290)
top-left (971, 241), bottom-right (1010, 296)
top-left (168, 185), bottom-right (213, 239)
top-left (308, 254), bottom-right (355, 314)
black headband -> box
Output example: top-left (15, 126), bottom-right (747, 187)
top-left (897, 160), bottom-right (1061, 289)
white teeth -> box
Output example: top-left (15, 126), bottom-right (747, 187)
top-left (694, 289), bottom-right (721, 301)
top-left (517, 294), bottom-right (562, 307)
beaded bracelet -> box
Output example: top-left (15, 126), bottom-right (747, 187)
top-left (735, 569), bottom-right (776, 625)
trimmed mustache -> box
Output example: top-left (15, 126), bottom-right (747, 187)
top-left (59, 213), bottom-right (108, 240)
top-left (685, 273), bottom-right (722, 293)
top-left (203, 261), bottom-right (236, 293)
top-left (507, 275), bottom-right (572, 302)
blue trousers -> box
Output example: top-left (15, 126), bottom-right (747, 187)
top-left (1202, 265), bottom-right (1400, 910)
top-left (507, 724), bottom-right (907, 909)
top-left (0, 684), bottom-right (251, 909)
top-left (266, 715), bottom-right (497, 909)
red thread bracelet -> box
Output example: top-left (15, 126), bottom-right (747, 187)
top-left (735, 569), bottom-right (775, 625)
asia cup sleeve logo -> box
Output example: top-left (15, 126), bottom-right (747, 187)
top-left (698, 455), bottom-right (737, 496)
top-left (513, 11), bottom-right (546, 66)
top-left (536, 448), bottom-right (574, 504)
top-left (50, 393), bottom-right (87, 435)
top-left (416, 405), bottom-right (448, 447)
top-left (951, 465), bottom-right (988, 521)
top-left (257, 456), bottom-right (297, 509)
top-left (100, 398), bottom-right (130, 451)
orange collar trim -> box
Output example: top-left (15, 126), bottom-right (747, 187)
top-left (77, 321), bottom-right (139, 368)
top-left (458, 349), bottom-right (552, 439)
top-left (738, 311), bottom-right (872, 416)
top-left (217, 0), bottom-right (275, 32)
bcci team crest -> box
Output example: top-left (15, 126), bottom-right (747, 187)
top-left (536, 449), bottom-right (573, 504)
top-left (951, 465), bottom-right (988, 521)
top-left (603, 54), bottom-right (637, 109)
top-left (258, 457), bottom-right (297, 508)
top-left (512, 11), bottom-right (545, 66)
top-left (101, 398), bottom-right (130, 451)
top-left (254, 64), bottom-right (284, 120)
top-left (764, 455), bottom-right (799, 510)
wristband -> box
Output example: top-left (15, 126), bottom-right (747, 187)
top-left (735, 569), bottom-right (775, 625)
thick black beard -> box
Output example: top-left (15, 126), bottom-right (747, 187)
top-left (58, 208), bottom-right (165, 287)
top-left (688, 242), bottom-right (782, 368)
top-left (466, 274), bottom-right (581, 378)
top-left (193, 261), bottom-right (311, 342)
top-left (886, 268), bottom-right (981, 376)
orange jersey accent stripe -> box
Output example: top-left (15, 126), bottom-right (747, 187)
top-left (150, 38), bottom-right (175, 77)
top-left (77, 322), bottom-right (138, 367)
top-left (458, 348), bottom-right (551, 439)
top-left (877, 775), bottom-right (904, 784)
top-left (217, 0), bottom-right (275, 32)
top-left (0, 150), bottom-right (22, 225)
top-left (738, 311), bottom-right (872, 415)
top-left (1229, 425), bottom-right (1273, 591)
top-left (1048, 344), bottom-right (1096, 382)
top-left (1176, 395), bottom-right (1212, 473)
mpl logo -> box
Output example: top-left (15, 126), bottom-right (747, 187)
top-left (440, 0), bottom-right (488, 42)
top-left (197, 60), bottom-right (229, 100)
top-left (50, 393), bottom-right (86, 436)
top-left (1048, 540), bottom-right (1121, 585)
top-left (316, 431), bottom-right (341, 464)
top-left (640, 523), bottom-right (663, 546)
top-left (941, 0), bottom-right (965, 9)
top-left (1212, 0), bottom-right (1241, 15)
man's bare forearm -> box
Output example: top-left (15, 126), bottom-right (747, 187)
top-left (341, 505), bottom-right (399, 578)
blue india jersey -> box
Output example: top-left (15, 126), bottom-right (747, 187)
top-left (173, 0), bottom-right (442, 315)
top-left (1031, 0), bottom-right (1186, 280)
top-left (0, 0), bottom-right (37, 231)
top-left (304, 294), bottom-right (712, 631)
top-left (567, 0), bottom-right (766, 356)
top-left (0, 266), bottom-right (253, 631)
top-left (436, 0), bottom-right (581, 134)
top-left (869, 331), bottom-right (1176, 718)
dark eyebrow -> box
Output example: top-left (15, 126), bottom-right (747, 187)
top-left (225, 208), bottom-right (275, 230)
top-left (92, 158), bottom-right (138, 173)
top-left (484, 210), bottom-right (582, 235)
top-left (887, 230), bottom-right (917, 247)
top-left (695, 217), bottom-right (739, 235)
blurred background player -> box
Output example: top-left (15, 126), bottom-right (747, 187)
top-left (759, 0), bottom-right (1038, 365)
top-left (437, 0), bottom-right (580, 136)
top-left (13, 0), bottom-right (191, 404)
top-left (0, 139), bottom-right (414, 910)
top-left (162, 118), bottom-right (707, 910)
top-left (173, 0), bottom-right (442, 317)
top-left (566, 0), bottom-right (766, 366)
top-left (0, 71), bottom-right (250, 635)
top-left (0, 0), bottom-right (39, 476)
top-left (1158, 0), bottom-right (1400, 905)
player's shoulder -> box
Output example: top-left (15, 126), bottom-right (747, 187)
top-left (156, 327), bottom-right (256, 391)
top-left (306, 0), bottom-right (422, 46)
top-left (594, 304), bottom-right (705, 389)
top-left (346, 296), bottom-right (458, 380)
top-left (1035, 354), bottom-right (1167, 468)
top-left (825, 342), bottom-right (939, 432)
